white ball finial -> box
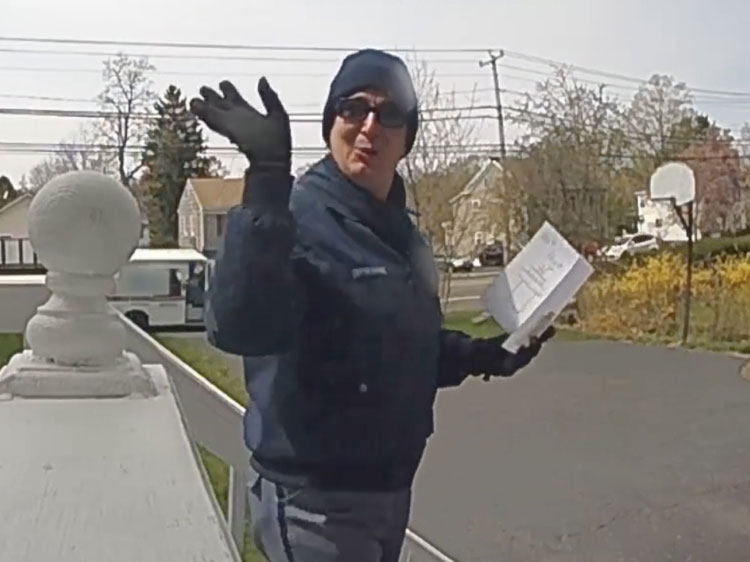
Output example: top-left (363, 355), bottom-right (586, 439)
top-left (0, 170), bottom-right (155, 398)
top-left (28, 170), bottom-right (141, 275)
top-left (24, 171), bottom-right (141, 367)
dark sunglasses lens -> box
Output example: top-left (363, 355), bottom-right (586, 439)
top-left (338, 98), bottom-right (370, 120)
top-left (378, 103), bottom-right (406, 127)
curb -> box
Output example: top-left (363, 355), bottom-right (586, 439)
top-left (447, 270), bottom-right (501, 280)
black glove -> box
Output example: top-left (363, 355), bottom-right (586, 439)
top-left (469, 326), bottom-right (555, 381)
top-left (189, 78), bottom-right (292, 172)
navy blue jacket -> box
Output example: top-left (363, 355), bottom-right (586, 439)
top-left (206, 155), bottom-right (477, 491)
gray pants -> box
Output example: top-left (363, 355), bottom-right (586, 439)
top-left (247, 468), bottom-right (411, 562)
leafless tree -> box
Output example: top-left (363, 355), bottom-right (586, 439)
top-left (97, 53), bottom-right (157, 187)
top-left (396, 55), bottom-right (488, 308)
top-left (26, 124), bottom-right (115, 192)
top-left (508, 66), bottom-right (626, 243)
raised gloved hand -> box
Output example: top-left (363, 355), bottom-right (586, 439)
top-left (189, 78), bottom-right (291, 172)
top-left (469, 327), bottom-right (555, 381)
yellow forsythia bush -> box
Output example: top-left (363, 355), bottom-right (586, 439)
top-left (695, 256), bottom-right (750, 341)
top-left (578, 252), bottom-right (750, 341)
top-left (578, 253), bottom-right (682, 338)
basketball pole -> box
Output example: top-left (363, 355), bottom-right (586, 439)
top-left (673, 199), bottom-right (694, 345)
top-left (650, 162), bottom-right (696, 346)
top-left (683, 201), bottom-right (695, 344)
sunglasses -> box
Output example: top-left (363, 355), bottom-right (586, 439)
top-left (334, 97), bottom-right (408, 128)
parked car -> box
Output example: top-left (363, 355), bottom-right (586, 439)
top-left (603, 233), bottom-right (660, 260)
top-left (478, 243), bottom-right (504, 267)
top-left (434, 254), bottom-right (479, 272)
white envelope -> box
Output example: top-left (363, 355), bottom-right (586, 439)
top-left (481, 221), bottom-right (594, 352)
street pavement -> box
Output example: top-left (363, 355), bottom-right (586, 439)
top-left (442, 272), bottom-right (496, 312)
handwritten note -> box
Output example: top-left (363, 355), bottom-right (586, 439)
top-left (480, 221), bottom-right (594, 352)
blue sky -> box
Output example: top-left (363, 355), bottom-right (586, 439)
top-left (2, 0), bottom-right (749, 184)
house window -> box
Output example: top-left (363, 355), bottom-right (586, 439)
top-left (566, 193), bottom-right (577, 212)
top-left (471, 199), bottom-right (481, 208)
top-left (216, 214), bottom-right (226, 237)
top-left (655, 219), bottom-right (663, 228)
top-left (474, 231), bottom-right (485, 245)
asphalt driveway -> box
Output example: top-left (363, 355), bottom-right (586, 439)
top-left (410, 340), bottom-right (750, 561)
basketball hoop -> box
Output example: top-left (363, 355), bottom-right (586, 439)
top-left (649, 161), bottom-right (696, 345)
top-left (649, 162), bottom-right (695, 206)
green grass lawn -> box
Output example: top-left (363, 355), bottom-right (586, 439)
top-left (444, 310), bottom-right (596, 342)
top-left (0, 333), bottom-right (23, 366)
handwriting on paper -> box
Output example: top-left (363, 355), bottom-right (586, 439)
top-left (481, 221), bottom-right (594, 352)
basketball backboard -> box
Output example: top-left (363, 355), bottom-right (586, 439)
top-left (649, 162), bottom-right (695, 206)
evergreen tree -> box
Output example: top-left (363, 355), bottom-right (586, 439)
top-left (141, 85), bottom-right (225, 247)
top-left (0, 176), bottom-right (17, 207)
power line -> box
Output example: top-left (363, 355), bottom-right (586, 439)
top-left (499, 62), bottom-right (750, 104)
top-left (0, 35), bottom-right (493, 54)
top-left (0, 46), bottom-right (490, 66)
top-left (2, 142), bottom-right (748, 162)
top-left (2, 99), bottom-right (745, 148)
top-left (3, 138), bottom-right (748, 157)
top-left (0, 93), bottom-right (95, 104)
top-left (0, 87), bottom-right (505, 108)
top-left (502, 50), bottom-right (750, 98)
top-left (4, 34), bottom-right (750, 99)
top-left (0, 65), bottom-right (487, 80)
top-left (0, 105), bottom-right (497, 123)
top-left (2, 62), bottom-right (746, 107)
top-left (2, 103), bottom-right (746, 149)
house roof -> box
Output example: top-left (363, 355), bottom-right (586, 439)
top-left (0, 192), bottom-right (32, 216)
top-left (188, 177), bottom-right (244, 211)
top-left (449, 158), bottom-right (503, 205)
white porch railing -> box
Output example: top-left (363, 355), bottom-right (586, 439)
top-left (119, 312), bottom-right (458, 562)
top-left (0, 170), bottom-right (457, 562)
top-left (119, 313), bottom-right (250, 549)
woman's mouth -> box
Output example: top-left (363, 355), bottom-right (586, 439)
top-left (354, 146), bottom-right (378, 158)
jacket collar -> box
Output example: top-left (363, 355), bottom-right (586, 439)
top-left (299, 154), bottom-right (414, 257)
top-left (302, 154), bottom-right (405, 220)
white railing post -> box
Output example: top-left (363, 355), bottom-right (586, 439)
top-left (0, 171), bottom-right (241, 562)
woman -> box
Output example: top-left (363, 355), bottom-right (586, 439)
top-left (190, 48), bottom-right (553, 562)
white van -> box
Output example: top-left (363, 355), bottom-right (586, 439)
top-left (109, 248), bottom-right (209, 330)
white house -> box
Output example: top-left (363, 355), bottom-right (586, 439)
top-left (0, 193), bottom-right (33, 239)
top-left (635, 190), bottom-right (702, 242)
top-left (177, 177), bottom-right (243, 259)
top-left (0, 194), bottom-right (36, 268)
top-left (446, 158), bottom-right (528, 258)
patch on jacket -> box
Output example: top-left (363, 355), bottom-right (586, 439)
top-left (351, 266), bottom-right (388, 279)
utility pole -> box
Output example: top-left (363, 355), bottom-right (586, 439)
top-left (480, 50), bottom-right (512, 261)
top-left (597, 84), bottom-right (609, 239)
top-left (479, 50), bottom-right (506, 159)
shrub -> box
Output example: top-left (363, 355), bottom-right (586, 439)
top-left (578, 252), bottom-right (750, 342)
